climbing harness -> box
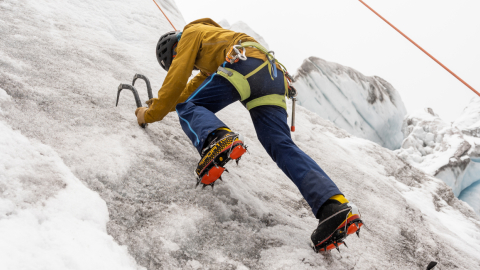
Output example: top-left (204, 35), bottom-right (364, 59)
top-left (225, 44), bottom-right (247, 64)
top-left (148, 0), bottom-right (301, 130)
top-left (219, 41), bottom-right (299, 131)
top-left (359, 0), bottom-right (479, 97)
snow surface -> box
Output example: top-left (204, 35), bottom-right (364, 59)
top-left (1, 0), bottom-right (480, 269)
top-left (293, 57), bottom-right (407, 150)
top-left (454, 97), bottom-right (480, 136)
top-left (0, 120), bottom-right (142, 270)
top-left (395, 105), bottom-right (480, 216)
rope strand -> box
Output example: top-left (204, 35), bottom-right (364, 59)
top-left (359, 0), bottom-right (479, 97)
top-left (152, 0), bottom-right (177, 31)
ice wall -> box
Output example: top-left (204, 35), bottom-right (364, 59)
top-left (455, 97), bottom-right (480, 215)
top-left (1, 0), bottom-right (480, 269)
top-left (0, 92), bottom-right (141, 270)
top-left (395, 100), bottom-right (480, 216)
top-left (293, 57), bottom-right (407, 150)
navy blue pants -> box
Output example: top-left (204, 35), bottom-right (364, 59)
top-left (176, 58), bottom-right (342, 215)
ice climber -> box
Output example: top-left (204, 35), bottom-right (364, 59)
top-left (134, 18), bottom-right (363, 252)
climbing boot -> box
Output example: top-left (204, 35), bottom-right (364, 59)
top-left (311, 196), bottom-right (363, 253)
top-left (195, 128), bottom-right (247, 189)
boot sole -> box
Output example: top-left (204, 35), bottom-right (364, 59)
top-left (312, 204), bottom-right (364, 252)
top-left (199, 140), bottom-right (246, 185)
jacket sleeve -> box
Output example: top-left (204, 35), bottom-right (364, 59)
top-left (144, 28), bottom-right (203, 123)
top-left (169, 71), bottom-right (208, 112)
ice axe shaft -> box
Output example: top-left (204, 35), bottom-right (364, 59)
top-left (116, 84), bottom-right (146, 128)
top-left (116, 84), bottom-right (142, 108)
top-left (132, 74), bottom-right (153, 100)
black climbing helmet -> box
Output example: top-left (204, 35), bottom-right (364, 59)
top-left (156, 30), bottom-right (180, 71)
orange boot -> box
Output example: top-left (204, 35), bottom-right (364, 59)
top-left (195, 128), bottom-right (247, 189)
top-left (311, 195), bottom-right (363, 252)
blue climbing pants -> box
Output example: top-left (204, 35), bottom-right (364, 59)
top-left (176, 58), bottom-right (342, 216)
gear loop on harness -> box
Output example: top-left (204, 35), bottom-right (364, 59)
top-left (220, 41), bottom-right (298, 131)
top-left (226, 45), bottom-right (247, 64)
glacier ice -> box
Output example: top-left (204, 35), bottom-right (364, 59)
top-left (1, 0), bottom-right (480, 269)
top-left (293, 57), bottom-right (407, 150)
top-left (454, 96), bottom-right (480, 136)
top-left (0, 119), bottom-right (142, 270)
top-left (460, 179), bottom-right (480, 216)
top-left (395, 99), bottom-right (480, 216)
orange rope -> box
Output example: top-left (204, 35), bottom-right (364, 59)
top-left (358, 0), bottom-right (480, 97)
top-left (152, 0), bottom-right (177, 31)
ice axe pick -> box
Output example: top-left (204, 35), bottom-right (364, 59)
top-left (116, 74), bottom-right (154, 129)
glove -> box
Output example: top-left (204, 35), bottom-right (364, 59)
top-left (145, 98), bottom-right (154, 108)
top-left (135, 107), bottom-right (148, 127)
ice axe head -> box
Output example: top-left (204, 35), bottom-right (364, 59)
top-left (116, 84), bottom-right (146, 128)
top-left (132, 74), bottom-right (153, 100)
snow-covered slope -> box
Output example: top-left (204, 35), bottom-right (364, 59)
top-left (218, 19), bottom-right (270, 50)
top-left (0, 113), bottom-right (141, 270)
top-left (396, 100), bottom-right (480, 216)
top-left (293, 57), bottom-right (407, 150)
top-left (1, 1), bottom-right (480, 269)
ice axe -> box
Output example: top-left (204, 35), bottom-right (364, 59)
top-left (132, 73), bottom-right (153, 100)
top-left (116, 74), bottom-right (153, 129)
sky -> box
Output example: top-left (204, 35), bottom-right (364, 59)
top-left (173, 0), bottom-right (480, 122)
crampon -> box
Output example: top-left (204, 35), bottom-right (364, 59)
top-left (195, 133), bottom-right (247, 189)
top-left (311, 202), bottom-right (364, 253)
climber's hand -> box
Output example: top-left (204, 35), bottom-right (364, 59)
top-left (135, 107), bottom-right (148, 127)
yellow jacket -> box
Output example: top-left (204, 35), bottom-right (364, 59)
top-left (144, 18), bottom-right (266, 123)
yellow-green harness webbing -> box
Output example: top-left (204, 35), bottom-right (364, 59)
top-left (216, 42), bottom-right (291, 111)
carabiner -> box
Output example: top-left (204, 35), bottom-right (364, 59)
top-left (233, 45), bottom-right (247, 61)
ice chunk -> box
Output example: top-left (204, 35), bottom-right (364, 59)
top-left (396, 103), bottom-right (480, 214)
top-left (293, 57), bottom-right (407, 150)
top-left (454, 96), bottom-right (480, 137)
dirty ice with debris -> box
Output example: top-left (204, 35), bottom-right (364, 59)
top-left (0, 0), bottom-right (479, 269)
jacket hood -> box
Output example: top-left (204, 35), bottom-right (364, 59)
top-left (183, 18), bottom-right (222, 31)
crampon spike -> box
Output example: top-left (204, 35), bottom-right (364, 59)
top-left (334, 241), bottom-right (340, 252)
top-left (356, 230), bottom-right (360, 238)
top-left (236, 159), bottom-right (240, 166)
top-left (219, 176), bottom-right (223, 181)
top-left (343, 241), bottom-right (348, 248)
top-left (195, 180), bottom-right (201, 188)
top-left (211, 182), bottom-right (215, 190)
top-left (202, 184), bottom-right (207, 189)
top-left (224, 168), bottom-right (229, 173)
